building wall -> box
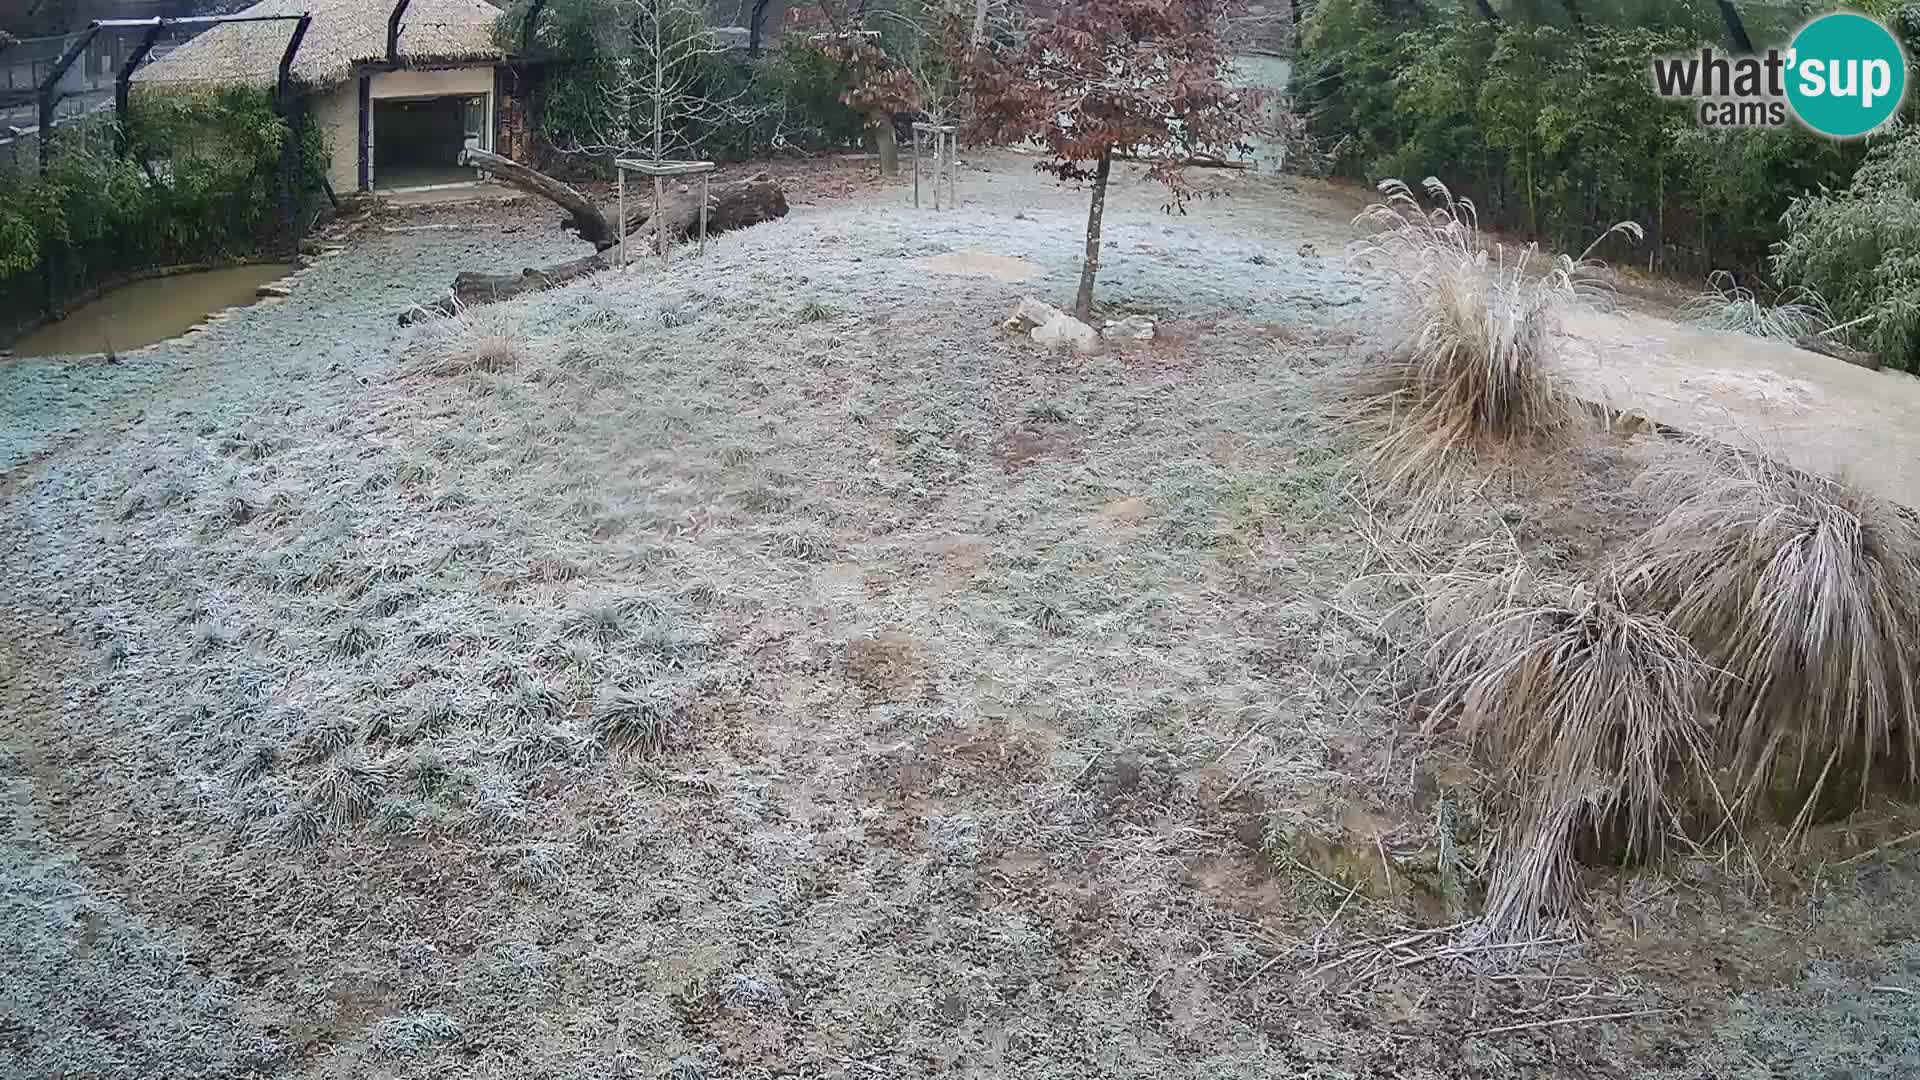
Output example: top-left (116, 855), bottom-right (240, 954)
top-left (311, 66), bottom-right (497, 192)
top-left (369, 66), bottom-right (493, 101)
top-left (311, 80), bottom-right (358, 194)
top-left (495, 65), bottom-right (537, 165)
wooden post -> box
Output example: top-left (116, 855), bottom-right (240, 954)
top-left (613, 157), bottom-right (717, 258)
top-left (617, 162), bottom-right (626, 266)
top-left (912, 126), bottom-right (920, 209)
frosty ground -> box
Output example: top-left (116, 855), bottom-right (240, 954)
top-left (2, 154), bottom-right (1917, 1079)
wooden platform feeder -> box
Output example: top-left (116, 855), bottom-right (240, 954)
top-left (912, 123), bottom-right (958, 211)
top-left (616, 158), bottom-right (717, 265)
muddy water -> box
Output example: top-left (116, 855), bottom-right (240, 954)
top-left (9, 264), bottom-right (295, 357)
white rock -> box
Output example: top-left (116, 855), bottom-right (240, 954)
top-left (1006, 296), bottom-right (1098, 354)
top-left (1103, 315), bottom-right (1156, 342)
top-left (1033, 314), bottom-right (1098, 353)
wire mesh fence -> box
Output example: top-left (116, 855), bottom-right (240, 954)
top-left (1, 19), bottom-right (322, 340)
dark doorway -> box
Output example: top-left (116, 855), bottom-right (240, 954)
top-left (372, 95), bottom-right (482, 190)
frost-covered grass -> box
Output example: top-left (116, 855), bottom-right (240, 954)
top-left (2, 168), bottom-right (1917, 1079)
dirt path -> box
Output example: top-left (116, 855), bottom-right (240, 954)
top-left (1562, 308), bottom-right (1920, 508)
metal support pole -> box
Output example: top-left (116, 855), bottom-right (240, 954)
top-left (387, 0), bottom-right (413, 62)
top-left (276, 14), bottom-right (313, 250)
top-left (357, 74), bottom-right (371, 190)
top-left (116, 22), bottom-right (165, 157)
top-left (37, 26), bottom-right (100, 173)
top-left (36, 25), bottom-right (98, 319)
top-left (912, 126), bottom-right (920, 209)
top-left (277, 14), bottom-right (311, 105)
top-left (698, 173), bottom-right (709, 256)
top-left (617, 163), bottom-right (626, 267)
top-left (521, 0), bottom-right (549, 53)
top-left (932, 132), bottom-right (942, 211)
top-left (947, 130), bottom-right (957, 209)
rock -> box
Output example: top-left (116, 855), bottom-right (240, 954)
top-left (1006, 296), bottom-right (1098, 354)
top-left (1297, 242), bottom-right (1318, 258)
top-left (256, 283), bottom-right (293, 299)
top-left (1102, 315), bottom-right (1155, 342)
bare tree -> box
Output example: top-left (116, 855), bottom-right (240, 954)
top-left (553, 0), bottom-right (768, 166)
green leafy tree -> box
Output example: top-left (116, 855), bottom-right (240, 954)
top-left (1777, 131), bottom-right (1920, 372)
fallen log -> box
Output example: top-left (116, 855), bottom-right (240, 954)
top-left (461, 147), bottom-right (617, 249)
top-left (611, 175), bottom-right (790, 253)
top-left (400, 252), bottom-right (607, 325)
top-left (398, 151), bottom-right (791, 324)
top-left (1793, 334), bottom-right (1882, 371)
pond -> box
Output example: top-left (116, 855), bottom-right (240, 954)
top-left (7, 264), bottom-right (296, 358)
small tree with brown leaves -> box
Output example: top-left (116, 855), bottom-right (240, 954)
top-left (967, 1), bottom-right (1259, 319)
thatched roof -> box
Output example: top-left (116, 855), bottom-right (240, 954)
top-left (133, 0), bottom-right (505, 91)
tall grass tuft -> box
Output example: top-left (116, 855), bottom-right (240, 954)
top-left (1347, 178), bottom-right (1640, 492)
top-left (1681, 271), bottom-right (1833, 342)
top-left (1619, 443), bottom-right (1920, 828)
top-left (1425, 560), bottom-right (1714, 939)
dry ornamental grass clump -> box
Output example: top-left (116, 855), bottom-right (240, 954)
top-left (1423, 559), bottom-right (1715, 939)
top-left (1619, 442), bottom-right (1920, 828)
top-left (1346, 178), bottom-right (1639, 494)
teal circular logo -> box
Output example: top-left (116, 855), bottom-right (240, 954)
top-left (1786, 13), bottom-right (1907, 138)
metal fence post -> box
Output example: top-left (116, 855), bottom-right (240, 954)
top-left (276, 14), bottom-right (313, 250)
top-left (116, 21), bottom-right (166, 157)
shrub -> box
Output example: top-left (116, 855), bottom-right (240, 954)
top-left (1680, 270), bottom-right (1832, 342)
top-left (1294, 2), bottom-right (1866, 273)
top-left (1775, 130), bottom-right (1920, 372)
top-left (1620, 443), bottom-right (1920, 828)
top-left (1425, 559), bottom-right (1713, 940)
top-left (0, 86), bottom-right (326, 333)
top-left (1345, 177), bottom-right (1634, 491)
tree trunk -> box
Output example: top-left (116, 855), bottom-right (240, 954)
top-left (401, 153), bottom-right (790, 323)
top-left (401, 252), bottom-right (609, 324)
top-left (749, 0), bottom-right (772, 57)
top-left (460, 146), bottom-right (617, 249)
top-left (612, 177), bottom-right (791, 249)
top-left (872, 110), bottom-right (898, 176)
top-left (1470, 0), bottom-right (1502, 29)
top-left (1561, 0), bottom-right (1585, 32)
top-left (972, 0), bottom-right (990, 45)
top-left (1074, 146), bottom-right (1112, 322)
top-left (1716, 1), bottom-right (1754, 52)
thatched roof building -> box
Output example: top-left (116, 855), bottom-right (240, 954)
top-left (133, 0), bottom-right (521, 196)
top-left (133, 0), bottom-right (505, 91)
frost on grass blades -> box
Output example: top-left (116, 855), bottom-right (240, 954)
top-left (1344, 177), bottom-right (1638, 497)
top-left (1681, 270), bottom-right (1833, 342)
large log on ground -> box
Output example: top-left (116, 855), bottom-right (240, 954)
top-left (461, 147), bottom-right (618, 249)
top-left (613, 177), bottom-right (790, 251)
top-left (398, 151), bottom-right (790, 324)
top-left (400, 252), bottom-right (608, 325)
top-left (1793, 334), bottom-right (1882, 371)
top-left (459, 147), bottom-right (790, 252)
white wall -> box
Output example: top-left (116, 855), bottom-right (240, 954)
top-left (370, 66), bottom-right (492, 100)
top-left (311, 66), bottom-right (497, 191)
top-left (311, 81), bottom-right (357, 194)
